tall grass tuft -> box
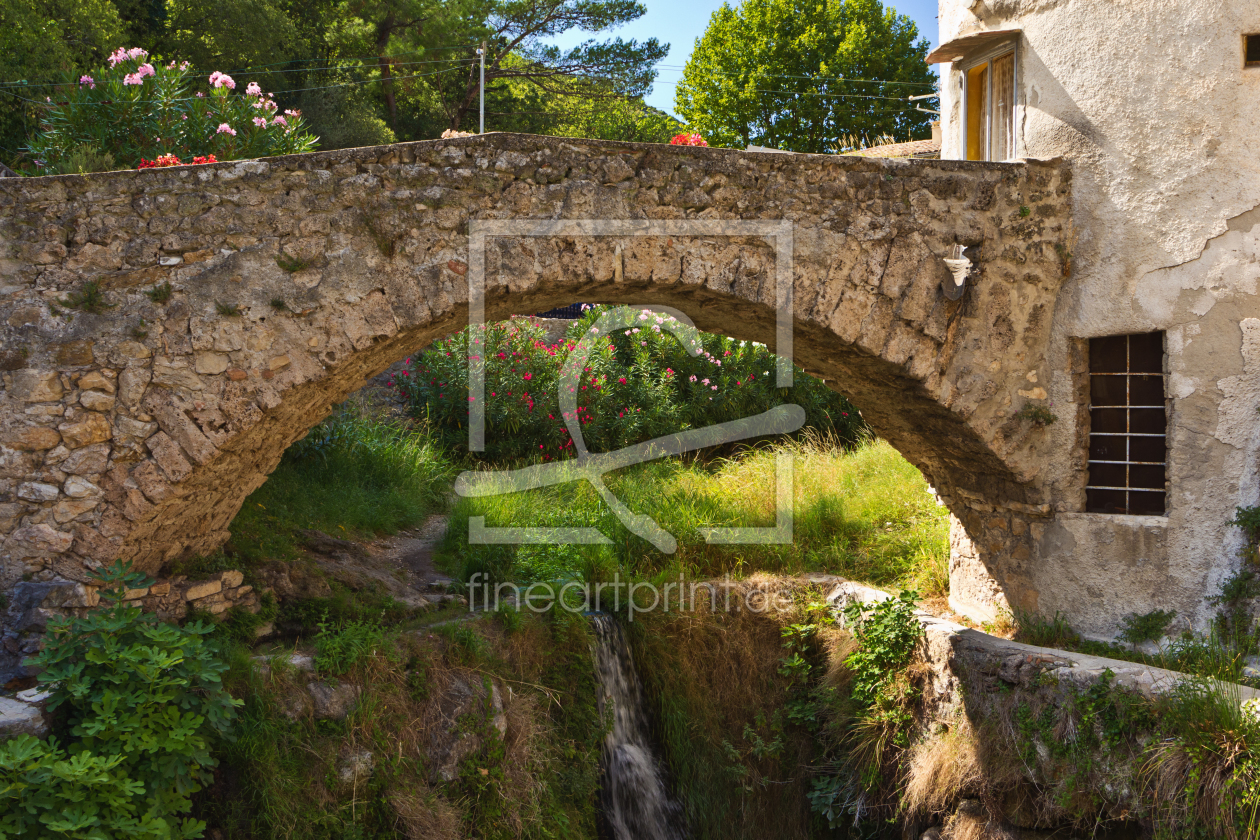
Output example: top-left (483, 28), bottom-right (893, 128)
top-left (439, 437), bottom-right (950, 594)
top-left (228, 410), bottom-right (455, 565)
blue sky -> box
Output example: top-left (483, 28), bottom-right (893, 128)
top-left (548, 0), bottom-right (941, 118)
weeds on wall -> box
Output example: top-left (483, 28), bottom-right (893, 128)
top-left (145, 281), bottom-right (173, 304)
top-left (58, 279), bottom-right (112, 314)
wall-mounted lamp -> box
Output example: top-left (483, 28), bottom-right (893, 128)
top-left (942, 244), bottom-right (973, 301)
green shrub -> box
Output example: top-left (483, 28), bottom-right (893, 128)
top-left (0, 735), bottom-right (176, 839)
top-left (25, 561), bottom-right (240, 835)
top-left (28, 48), bottom-right (316, 173)
top-left (841, 590), bottom-right (922, 709)
top-left (313, 620), bottom-right (399, 675)
top-left (395, 305), bottom-right (867, 462)
top-left (1118, 609), bottom-right (1177, 648)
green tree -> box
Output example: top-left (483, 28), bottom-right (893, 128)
top-left (408, 0), bottom-right (668, 133)
top-left (0, 0), bottom-right (123, 162)
top-left (676, 0), bottom-right (936, 152)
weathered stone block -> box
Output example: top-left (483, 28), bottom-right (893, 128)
top-left (6, 427), bottom-right (61, 451)
top-left (11, 370), bottom-right (63, 403)
top-left (54, 341), bottom-right (94, 367)
top-left (184, 579), bottom-right (222, 600)
top-left (79, 390), bottom-right (116, 412)
top-left (58, 414), bottom-right (111, 449)
top-left (4, 524), bottom-right (74, 558)
top-left (218, 569), bottom-right (244, 588)
top-left (17, 482), bottom-right (60, 503)
top-left (77, 371), bottom-right (116, 394)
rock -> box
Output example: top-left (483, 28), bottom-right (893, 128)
top-left (6, 427), bottom-right (61, 451)
top-left (17, 482), bottom-right (60, 503)
top-left (308, 680), bottom-right (360, 720)
top-left (61, 444), bottom-right (110, 476)
top-left (195, 352), bottom-right (229, 375)
top-left (0, 697), bottom-right (47, 740)
top-left (0, 503), bottom-right (22, 531)
top-left (79, 390), bottom-right (116, 412)
top-left (218, 569), bottom-right (244, 588)
top-left (58, 413), bottom-right (112, 449)
top-left (11, 370), bottom-right (63, 403)
top-left (53, 498), bottom-right (98, 524)
top-left (150, 357), bottom-right (204, 392)
top-left (428, 674), bottom-right (507, 783)
top-left (146, 431), bottom-right (192, 483)
top-left (16, 687), bottom-right (51, 704)
top-left (338, 748), bottom-right (374, 783)
top-left (4, 524), bottom-right (74, 558)
top-left (184, 579), bottom-right (222, 600)
top-left (921, 830), bottom-right (942, 840)
top-left (113, 415), bottom-right (158, 444)
top-left (63, 476), bottom-right (103, 498)
top-left (54, 341), bottom-right (95, 367)
top-left (298, 529), bottom-right (369, 560)
top-left (117, 367), bottom-right (150, 409)
top-left (77, 371), bottom-right (116, 394)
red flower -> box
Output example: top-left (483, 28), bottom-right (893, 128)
top-left (670, 132), bottom-right (708, 147)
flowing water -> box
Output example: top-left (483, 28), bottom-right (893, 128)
top-left (591, 613), bottom-right (688, 840)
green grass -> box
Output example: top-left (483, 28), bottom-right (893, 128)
top-left (439, 437), bottom-right (949, 596)
top-left (226, 411), bottom-right (456, 566)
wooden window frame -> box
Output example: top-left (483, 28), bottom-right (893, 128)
top-left (959, 40), bottom-right (1019, 162)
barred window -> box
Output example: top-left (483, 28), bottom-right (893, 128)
top-left (1086, 332), bottom-right (1167, 515)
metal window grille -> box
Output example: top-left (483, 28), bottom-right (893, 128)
top-left (1086, 332), bottom-right (1167, 515)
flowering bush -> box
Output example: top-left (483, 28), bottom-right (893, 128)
top-left (28, 47), bottom-right (317, 173)
top-left (395, 305), bottom-right (866, 462)
top-left (138, 153), bottom-right (216, 169)
top-left (670, 132), bottom-right (708, 147)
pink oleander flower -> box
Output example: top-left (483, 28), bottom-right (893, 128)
top-left (271, 115), bottom-right (287, 127)
top-left (108, 48), bottom-right (128, 67)
top-left (123, 73), bottom-right (143, 86)
top-left (216, 123), bottom-right (236, 136)
top-left (128, 47), bottom-right (148, 60)
top-left (284, 109), bottom-right (301, 117)
top-left (196, 91), bottom-right (205, 98)
top-left (180, 61), bottom-right (190, 70)
top-left (167, 61), bottom-right (176, 70)
top-left (264, 99), bottom-right (278, 111)
top-left (137, 63), bottom-right (155, 78)
top-left (208, 71), bottom-right (235, 90)
top-left (246, 81), bottom-right (262, 96)
top-left (252, 116), bottom-right (267, 127)
top-left (79, 75), bottom-right (95, 89)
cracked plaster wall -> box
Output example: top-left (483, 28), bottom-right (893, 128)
top-left (939, 0), bottom-right (1260, 635)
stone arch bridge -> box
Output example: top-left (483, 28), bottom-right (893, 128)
top-left (0, 133), bottom-right (1071, 620)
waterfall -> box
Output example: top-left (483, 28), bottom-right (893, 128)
top-left (591, 613), bottom-right (687, 840)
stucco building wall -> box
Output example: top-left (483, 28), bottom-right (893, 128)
top-left (937, 0), bottom-right (1260, 635)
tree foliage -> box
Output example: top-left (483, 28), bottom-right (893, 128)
top-left (4, 0), bottom-right (672, 166)
top-left (676, 0), bottom-right (936, 152)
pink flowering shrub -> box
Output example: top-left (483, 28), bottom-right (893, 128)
top-left (394, 305), bottom-right (866, 462)
top-left (28, 47), bottom-right (316, 173)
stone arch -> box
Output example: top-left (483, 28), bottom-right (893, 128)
top-left (0, 134), bottom-right (1071, 620)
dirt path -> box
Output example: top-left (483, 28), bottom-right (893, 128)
top-left (380, 514), bottom-right (454, 592)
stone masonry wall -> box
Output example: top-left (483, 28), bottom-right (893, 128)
top-left (0, 133), bottom-right (1072, 621)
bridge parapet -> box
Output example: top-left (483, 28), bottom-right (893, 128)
top-left (0, 133), bottom-right (1071, 620)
